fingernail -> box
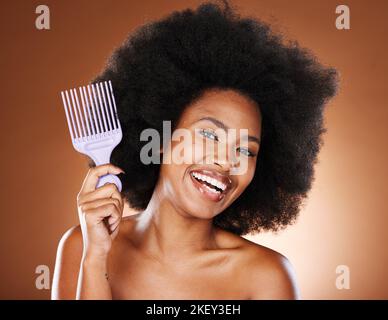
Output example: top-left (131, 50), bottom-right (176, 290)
top-left (116, 167), bottom-right (125, 173)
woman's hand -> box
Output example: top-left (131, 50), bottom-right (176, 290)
top-left (76, 164), bottom-right (125, 260)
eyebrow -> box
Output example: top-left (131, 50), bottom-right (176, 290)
top-left (195, 116), bottom-right (261, 145)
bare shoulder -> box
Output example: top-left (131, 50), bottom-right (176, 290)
top-left (215, 229), bottom-right (300, 300)
top-left (51, 225), bottom-right (83, 300)
top-left (56, 225), bottom-right (83, 258)
top-left (51, 216), bottom-right (139, 300)
top-left (59, 225), bottom-right (83, 247)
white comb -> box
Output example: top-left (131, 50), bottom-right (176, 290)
top-left (60, 80), bottom-right (123, 191)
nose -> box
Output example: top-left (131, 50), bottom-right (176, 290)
top-left (213, 149), bottom-right (239, 172)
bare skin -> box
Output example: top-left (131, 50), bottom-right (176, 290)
top-left (52, 89), bottom-right (300, 300)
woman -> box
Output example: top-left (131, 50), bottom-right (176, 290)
top-left (52, 1), bottom-right (338, 299)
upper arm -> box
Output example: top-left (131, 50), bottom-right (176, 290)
top-left (247, 250), bottom-right (300, 300)
top-left (51, 225), bottom-right (83, 300)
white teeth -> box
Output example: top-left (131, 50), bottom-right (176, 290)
top-left (191, 172), bottom-right (227, 191)
top-left (204, 184), bottom-right (220, 194)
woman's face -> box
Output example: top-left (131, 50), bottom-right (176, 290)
top-left (157, 88), bottom-right (262, 219)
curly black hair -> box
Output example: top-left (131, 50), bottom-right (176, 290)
top-left (89, 0), bottom-right (338, 236)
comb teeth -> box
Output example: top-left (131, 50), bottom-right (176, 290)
top-left (60, 80), bottom-right (121, 142)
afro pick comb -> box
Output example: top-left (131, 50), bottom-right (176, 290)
top-left (60, 80), bottom-right (123, 191)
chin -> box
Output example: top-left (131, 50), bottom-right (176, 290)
top-left (180, 202), bottom-right (222, 220)
top-left (177, 185), bottom-right (231, 221)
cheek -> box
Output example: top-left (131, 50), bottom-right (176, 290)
top-left (233, 163), bottom-right (256, 192)
top-left (161, 156), bottom-right (188, 183)
top-left (167, 136), bottom-right (199, 165)
top-left (190, 137), bottom-right (229, 164)
top-left (239, 172), bottom-right (254, 189)
top-left (159, 162), bottom-right (186, 201)
top-left (192, 140), bottom-right (206, 163)
top-left (173, 133), bottom-right (207, 164)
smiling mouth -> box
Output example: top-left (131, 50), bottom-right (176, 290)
top-left (189, 169), bottom-right (232, 202)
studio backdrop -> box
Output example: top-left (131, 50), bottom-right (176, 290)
top-left (0, 0), bottom-right (387, 299)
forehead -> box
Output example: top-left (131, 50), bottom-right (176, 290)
top-left (177, 89), bottom-right (262, 133)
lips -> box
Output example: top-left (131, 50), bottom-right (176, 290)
top-left (188, 168), bottom-right (232, 202)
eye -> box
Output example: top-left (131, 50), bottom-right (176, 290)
top-left (237, 147), bottom-right (256, 157)
top-left (199, 128), bottom-right (219, 141)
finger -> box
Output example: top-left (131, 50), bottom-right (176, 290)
top-left (83, 203), bottom-right (120, 223)
top-left (79, 198), bottom-right (122, 215)
top-left (107, 211), bottom-right (122, 225)
top-left (108, 218), bottom-right (121, 231)
top-left (78, 183), bottom-right (124, 210)
top-left (79, 164), bottom-right (124, 195)
top-left (110, 225), bottom-right (120, 238)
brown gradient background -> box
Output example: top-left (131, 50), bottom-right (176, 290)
top-left (0, 0), bottom-right (387, 299)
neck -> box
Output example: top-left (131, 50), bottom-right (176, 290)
top-left (133, 184), bottom-right (218, 258)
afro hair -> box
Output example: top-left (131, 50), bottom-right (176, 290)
top-left (89, 0), bottom-right (338, 236)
